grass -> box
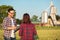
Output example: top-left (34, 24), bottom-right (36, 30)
top-left (37, 30), bottom-right (60, 40)
top-left (0, 26), bottom-right (60, 40)
top-left (0, 30), bottom-right (3, 40)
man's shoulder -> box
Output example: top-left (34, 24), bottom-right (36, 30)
top-left (3, 17), bottom-right (8, 20)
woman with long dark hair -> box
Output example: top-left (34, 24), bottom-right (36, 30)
top-left (19, 13), bottom-right (37, 40)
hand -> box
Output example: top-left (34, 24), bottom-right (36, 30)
top-left (12, 26), bottom-right (16, 30)
top-left (7, 26), bottom-right (16, 30)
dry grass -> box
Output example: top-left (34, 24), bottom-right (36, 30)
top-left (0, 26), bottom-right (60, 40)
top-left (37, 30), bottom-right (60, 40)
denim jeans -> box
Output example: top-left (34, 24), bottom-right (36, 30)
top-left (4, 36), bottom-right (16, 40)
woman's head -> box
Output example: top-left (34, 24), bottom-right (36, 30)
top-left (23, 13), bottom-right (31, 23)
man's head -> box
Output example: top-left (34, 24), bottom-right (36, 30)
top-left (8, 8), bottom-right (15, 18)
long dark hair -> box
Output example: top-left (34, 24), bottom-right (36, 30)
top-left (22, 13), bottom-right (31, 23)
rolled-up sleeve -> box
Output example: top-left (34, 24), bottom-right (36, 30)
top-left (3, 18), bottom-right (7, 30)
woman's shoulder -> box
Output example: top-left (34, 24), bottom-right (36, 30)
top-left (31, 23), bottom-right (34, 25)
top-left (20, 23), bottom-right (24, 25)
top-left (30, 23), bottom-right (35, 26)
top-left (20, 23), bottom-right (35, 26)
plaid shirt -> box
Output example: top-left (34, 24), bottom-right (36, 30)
top-left (3, 17), bottom-right (16, 38)
top-left (19, 23), bottom-right (37, 40)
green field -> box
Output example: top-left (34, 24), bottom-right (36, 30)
top-left (0, 26), bottom-right (60, 40)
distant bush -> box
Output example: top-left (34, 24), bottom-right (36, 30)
top-left (35, 25), bottom-right (60, 30)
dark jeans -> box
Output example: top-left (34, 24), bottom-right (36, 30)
top-left (4, 36), bottom-right (16, 40)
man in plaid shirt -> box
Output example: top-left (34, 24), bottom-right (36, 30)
top-left (3, 8), bottom-right (17, 40)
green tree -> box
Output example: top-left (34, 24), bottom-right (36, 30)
top-left (56, 15), bottom-right (60, 21)
top-left (31, 15), bottom-right (38, 22)
top-left (0, 5), bottom-right (14, 24)
top-left (16, 19), bottom-right (22, 24)
top-left (39, 17), bottom-right (41, 22)
top-left (0, 5), bottom-right (13, 19)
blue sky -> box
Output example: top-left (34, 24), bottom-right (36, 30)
top-left (0, 0), bottom-right (60, 19)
